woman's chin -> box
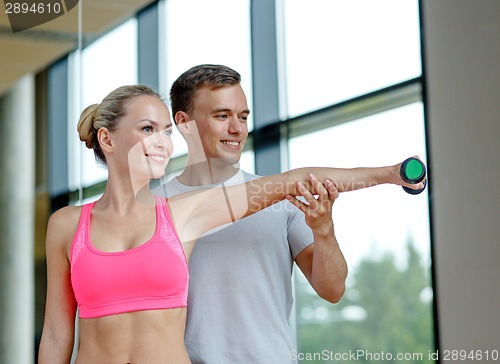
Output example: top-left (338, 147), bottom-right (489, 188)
top-left (150, 172), bottom-right (166, 180)
top-left (150, 165), bottom-right (167, 179)
top-left (131, 164), bottom-right (167, 180)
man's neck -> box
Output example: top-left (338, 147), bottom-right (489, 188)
top-left (176, 159), bottom-right (240, 186)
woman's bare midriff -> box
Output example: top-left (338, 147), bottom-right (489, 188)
top-left (75, 308), bottom-right (190, 364)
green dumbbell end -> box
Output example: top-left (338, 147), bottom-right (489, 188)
top-left (400, 157), bottom-right (427, 195)
top-left (400, 157), bottom-right (426, 184)
top-left (405, 159), bottom-right (424, 181)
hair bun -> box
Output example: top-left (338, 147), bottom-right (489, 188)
top-left (77, 104), bottom-right (99, 149)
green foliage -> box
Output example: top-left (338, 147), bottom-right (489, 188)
top-left (295, 238), bottom-right (435, 363)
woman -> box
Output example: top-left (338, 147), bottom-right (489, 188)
top-left (38, 85), bottom-right (425, 363)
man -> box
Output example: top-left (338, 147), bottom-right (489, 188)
top-left (159, 64), bottom-right (346, 363)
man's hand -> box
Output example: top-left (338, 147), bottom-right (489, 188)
top-left (285, 173), bottom-right (338, 234)
top-left (289, 174), bottom-right (346, 303)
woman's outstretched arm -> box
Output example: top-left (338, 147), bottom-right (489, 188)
top-left (244, 162), bottom-right (417, 212)
top-left (168, 158), bottom-right (426, 243)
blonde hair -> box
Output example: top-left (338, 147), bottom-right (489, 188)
top-left (77, 85), bottom-right (162, 165)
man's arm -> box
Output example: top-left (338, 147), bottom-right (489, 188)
top-left (288, 175), bottom-right (347, 303)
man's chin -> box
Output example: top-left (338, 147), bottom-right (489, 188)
top-left (206, 155), bottom-right (241, 167)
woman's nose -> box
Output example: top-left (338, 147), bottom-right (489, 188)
top-left (149, 131), bottom-right (169, 149)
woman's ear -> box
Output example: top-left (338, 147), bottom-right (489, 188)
top-left (97, 127), bottom-right (113, 153)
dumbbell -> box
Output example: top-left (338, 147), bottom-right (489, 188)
top-left (400, 157), bottom-right (427, 195)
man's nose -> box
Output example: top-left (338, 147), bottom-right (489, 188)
top-left (228, 116), bottom-right (243, 134)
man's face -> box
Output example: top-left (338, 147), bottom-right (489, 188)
top-left (186, 84), bottom-right (249, 165)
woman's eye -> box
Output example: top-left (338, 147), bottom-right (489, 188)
top-left (143, 126), bottom-right (154, 132)
top-left (163, 129), bottom-right (173, 137)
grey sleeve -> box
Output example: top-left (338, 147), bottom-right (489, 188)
top-left (286, 203), bottom-right (314, 259)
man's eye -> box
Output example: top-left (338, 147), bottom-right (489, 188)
top-left (216, 114), bottom-right (228, 119)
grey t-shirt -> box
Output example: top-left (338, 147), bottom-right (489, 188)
top-left (161, 170), bottom-right (314, 364)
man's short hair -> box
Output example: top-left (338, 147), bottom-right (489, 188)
top-left (170, 64), bottom-right (241, 117)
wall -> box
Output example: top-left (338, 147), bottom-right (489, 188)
top-left (422, 0), bottom-right (500, 355)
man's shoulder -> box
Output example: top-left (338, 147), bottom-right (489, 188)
top-left (233, 169), bottom-right (259, 182)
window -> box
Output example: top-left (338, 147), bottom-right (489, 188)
top-left (284, 0), bottom-right (421, 117)
top-left (57, 2), bottom-right (434, 360)
top-left (280, 2), bottom-right (434, 357)
top-left (289, 103), bottom-right (435, 362)
top-left (163, 0), bottom-right (253, 158)
top-left (68, 19), bottom-right (138, 192)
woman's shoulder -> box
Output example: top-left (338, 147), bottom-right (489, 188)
top-left (50, 204), bottom-right (83, 223)
top-left (47, 205), bottom-right (85, 241)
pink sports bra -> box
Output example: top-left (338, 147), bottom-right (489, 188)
top-left (70, 197), bottom-right (188, 319)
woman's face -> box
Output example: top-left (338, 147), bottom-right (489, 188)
top-left (110, 95), bottom-right (173, 181)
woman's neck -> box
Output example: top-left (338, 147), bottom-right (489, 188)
top-left (98, 173), bottom-right (155, 213)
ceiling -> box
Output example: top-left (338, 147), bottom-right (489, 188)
top-left (0, 0), bottom-right (155, 97)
